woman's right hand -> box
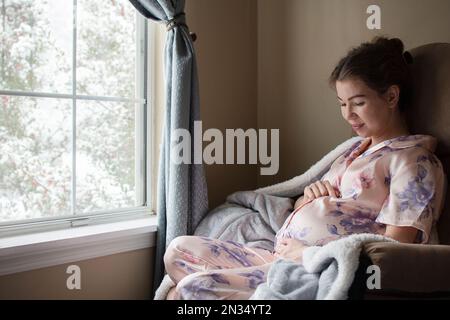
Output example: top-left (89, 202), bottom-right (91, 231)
top-left (295, 180), bottom-right (340, 209)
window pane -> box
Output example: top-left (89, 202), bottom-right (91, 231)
top-left (77, 0), bottom-right (137, 98)
top-left (0, 0), bottom-right (72, 93)
top-left (0, 96), bottom-right (72, 222)
top-left (76, 100), bottom-right (137, 213)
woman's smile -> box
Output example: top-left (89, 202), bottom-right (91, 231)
top-left (351, 123), bottom-right (365, 130)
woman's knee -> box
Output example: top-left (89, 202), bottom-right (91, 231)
top-left (176, 272), bottom-right (217, 300)
top-left (164, 235), bottom-right (188, 266)
top-left (164, 235), bottom-right (203, 267)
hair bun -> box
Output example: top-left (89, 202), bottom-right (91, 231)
top-left (387, 38), bottom-right (405, 55)
top-left (403, 51), bottom-right (413, 64)
top-left (372, 37), bottom-right (405, 55)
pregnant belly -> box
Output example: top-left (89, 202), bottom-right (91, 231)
top-left (276, 197), bottom-right (383, 246)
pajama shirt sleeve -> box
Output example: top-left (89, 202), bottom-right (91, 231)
top-left (376, 151), bottom-right (445, 243)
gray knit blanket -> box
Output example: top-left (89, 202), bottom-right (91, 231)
top-left (250, 233), bottom-right (395, 300)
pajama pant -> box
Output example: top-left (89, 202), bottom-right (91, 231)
top-left (164, 235), bottom-right (276, 300)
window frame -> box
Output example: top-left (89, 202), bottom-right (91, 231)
top-left (0, 1), bottom-right (156, 238)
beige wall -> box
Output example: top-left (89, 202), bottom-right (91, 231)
top-left (0, 248), bottom-right (153, 299)
top-left (186, 0), bottom-right (258, 209)
top-left (257, 0), bottom-right (450, 187)
top-left (153, 0), bottom-right (259, 210)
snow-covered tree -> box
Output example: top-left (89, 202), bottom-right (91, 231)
top-left (0, 0), bottom-right (139, 222)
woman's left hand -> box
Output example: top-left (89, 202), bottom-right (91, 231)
top-left (274, 238), bottom-right (308, 263)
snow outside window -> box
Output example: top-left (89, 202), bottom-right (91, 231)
top-left (0, 0), bottom-right (154, 236)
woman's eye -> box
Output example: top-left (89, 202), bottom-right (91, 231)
top-left (354, 102), bottom-right (365, 106)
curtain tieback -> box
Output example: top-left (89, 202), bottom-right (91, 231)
top-left (166, 12), bottom-right (197, 42)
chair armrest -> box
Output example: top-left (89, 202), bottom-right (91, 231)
top-left (363, 242), bottom-right (450, 293)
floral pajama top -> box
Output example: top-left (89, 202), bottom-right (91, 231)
top-left (276, 134), bottom-right (446, 246)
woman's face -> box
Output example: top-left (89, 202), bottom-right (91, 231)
top-left (335, 78), bottom-right (397, 139)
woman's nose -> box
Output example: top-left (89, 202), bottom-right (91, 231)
top-left (343, 106), bottom-right (356, 120)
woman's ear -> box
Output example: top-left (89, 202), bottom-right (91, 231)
top-left (385, 85), bottom-right (400, 108)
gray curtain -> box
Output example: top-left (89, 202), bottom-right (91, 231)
top-left (129, 0), bottom-right (209, 297)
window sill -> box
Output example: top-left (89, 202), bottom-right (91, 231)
top-left (0, 217), bottom-right (157, 276)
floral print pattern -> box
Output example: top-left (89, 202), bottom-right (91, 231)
top-left (210, 273), bottom-right (231, 285)
top-left (164, 235), bottom-right (275, 300)
top-left (339, 209), bottom-right (383, 234)
top-left (179, 276), bottom-right (219, 300)
top-left (203, 240), bottom-right (256, 267)
top-left (358, 168), bottom-right (375, 189)
top-left (237, 269), bottom-right (265, 289)
top-left (277, 134), bottom-right (445, 246)
top-left (396, 164), bottom-right (434, 212)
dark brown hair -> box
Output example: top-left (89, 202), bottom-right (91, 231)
top-left (329, 36), bottom-right (413, 113)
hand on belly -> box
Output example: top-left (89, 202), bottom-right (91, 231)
top-left (303, 180), bottom-right (341, 201)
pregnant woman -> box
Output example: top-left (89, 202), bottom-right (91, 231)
top-left (163, 36), bottom-right (445, 300)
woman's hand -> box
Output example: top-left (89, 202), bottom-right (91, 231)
top-left (303, 180), bottom-right (340, 201)
top-left (274, 238), bottom-right (308, 263)
top-left (293, 195), bottom-right (307, 209)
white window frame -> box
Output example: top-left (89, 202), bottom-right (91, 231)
top-left (0, 2), bottom-right (157, 238)
top-left (0, 216), bottom-right (157, 276)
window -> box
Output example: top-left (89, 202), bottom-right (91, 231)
top-left (0, 0), bottom-right (155, 236)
